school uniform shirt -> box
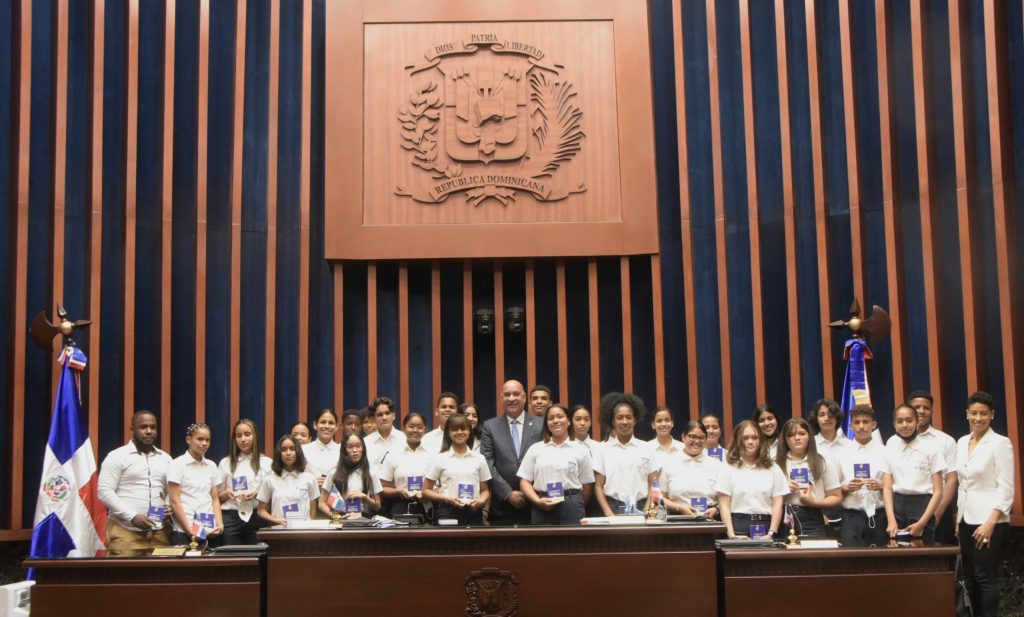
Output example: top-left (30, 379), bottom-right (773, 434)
top-left (593, 436), bottom-right (654, 503)
top-left (836, 438), bottom-right (890, 515)
top-left (256, 469), bottom-right (319, 520)
top-left (421, 428), bottom-right (444, 454)
top-left (218, 454), bottom-right (273, 522)
top-left (815, 432), bottom-right (849, 465)
top-left (379, 444), bottom-right (435, 491)
top-left (918, 425), bottom-right (957, 475)
top-left (716, 461), bottom-right (789, 515)
top-left (302, 439), bottom-right (341, 480)
top-left (166, 453), bottom-right (220, 533)
top-left (956, 429), bottom-right (1015, 525)
top-left (97, 441), bottom-right (173, 529)
top-left (425, 448), bottom-right (492, 500)
top-left (322, 467), bottom-right (384, 499)
top-left (580, 437), bottom-right (602, 453)
top-left (645, 438), bottom-right (684, 484)
top-left (661, 451), bottom-right (724, 509)
top-left (364, 429), bottom-right (408, 473)
top-left (517, 439), bottom-right (595, 492)
top-left (767, 440), bottom-right (779, 461)
top-left (885, 436), bottom-right (944, 495)
top-left (782, 454), bottom-right (840, 506)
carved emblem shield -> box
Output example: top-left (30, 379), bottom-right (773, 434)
top-left (396, 36), bottom-right (586, 207)
top-left (464, 567), bottom-right (519, 617)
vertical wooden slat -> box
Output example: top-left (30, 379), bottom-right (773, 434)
top-left (229, 0), bottom-right (247, 428)
top-left (264, 0), bottom-right (281, 448)
top-left (555, 260), bottom-right (568, 404)
top-left (671, 0), bottom-right (700, 420)
top-left (367, 263), bottom-right (377, 399)
top-left (619, 257), bottom-right (633, 392)
top-left (297, 0), bottom-right (312, 421)
top-left (738, 0), bottom-right (766, 403)
top-left (398, 263), bottom-right (409, 420)
top-left (587, 259), bottom-right (600, 440)
top-left (947, 0), bottom-right (979, 393)
top-left (333, 265), bottom-right (344, 415)
top-left (11, 0), bottom-right (34, 530)
top-left (160, 0), bottom-right (176, 440)
top-left (124, 0), bottom-right (140, 432)
top-left (774, 0), bottom-right (803, 417)
top-left (431, 262), bottom-right (440, 405)
top-left (88, 0), bottom-right (106, 458)
top-left (494, 262), bottom-right (505, 389)
top-left (838, 0), bottom-right (866, 305)
top-left (195, 0), bottom-right (210, 423)
top-left (525, 260), bottom-right (536, 389)
top-left (650, 255), bottom-right (666, 406)
top-left (909, 0), bottom-right (945, 421)
top-left (874, 0), bottom-right (907, 410)
top-left (983, 0), bottom-right (1022, 513)
top-left (804, 0), bottom-right (834, 398)
top-left (462, 262), bottom-right (473, 406)
top-left (705, 0), bottom-right (734, 424)
top-left (51, 0), bottom-right (70, 403)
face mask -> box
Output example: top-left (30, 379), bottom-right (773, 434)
top-left (898, 430), bottom-right (918, 443)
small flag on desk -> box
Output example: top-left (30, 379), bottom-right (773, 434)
top-left (649, 481), bottom-right (663, 505)
top-left (190, 519), bottom-right (209, 540)
top-left (326, 486), bottom-right (344, 511)
top-left (30, 346), bottom-right (107, 572)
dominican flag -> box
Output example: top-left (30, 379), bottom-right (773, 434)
top-left (190, 519), bottom-right (210, 540)
top-left (29, 346), bottom-right (107, 565)
top-left (326, 486), bottom-right (344, 512)
top-left (839, 338), bottom-right (873, 439)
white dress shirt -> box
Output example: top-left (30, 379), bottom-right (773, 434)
top-left (421, 428), bottom-right (444, 454)
top-left (782, 454), bottom-right (840, 505)
top-left (323, 467), bottom-right (383, 498)
top-left (956, 429), bottom-right (1015, 525)
top-left (426, 449), bottom-right (492, 500)
top-left (918, 425), bottom-right (957, 474)
top-left (379, 443), bottom-right (435, 491)
top-left (218, 454), bottom-right (273, 521)
top-left (593, 436), bottom-right (653, 503)
top-left (364, 428), bottom-right (408, 473)
top-left (836, 437), bottom-right (890, 515)
top-left (645, 438), bottom-right (684, 486)
top-left (256, 469), bottom-right (319, 520)
top-left (885, 436), bottom-right (944, 495)
top-left (815, 432), bottom-right (848, 465)
top-left (97, 441), bottom-right (173, 529)
top-left (166, 453), bottom-right (220, 533)
top-left (716, 461), bottom-right (789, 515)
top-left (662, 451), bottom-right (724, 510)
top-left (517, 439), bottom-right (595, 492)
top-left (302, 439), bottom-right (341, 479)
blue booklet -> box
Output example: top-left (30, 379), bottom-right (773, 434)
top-left (749, 523), bottom-right (767, 538)
top-left (853, 463), bottom-right (871, 479)
top-left (407, 475), bottom-right (424, 491)
top-left (147, 504), bottom-right (165, 525)
top-left (345, 497), bottom-right (362, 513)
top-left (546, 482), bottom-right (564, 498)
top-left (457, 483), bottom-right (475, 501)
top-left (790, 467), bottom-right (810, 484)
top-left (707, 448), bottom-right (724, 461)
top-left (196, 511), bottom-right (216, 528)
top-left (690, 497), bottom-right (708, 513)
top-left (232, 476), bottom-right (249, 492)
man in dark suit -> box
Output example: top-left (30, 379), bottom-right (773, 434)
top-left (481, 379), bottom-right (543, 526)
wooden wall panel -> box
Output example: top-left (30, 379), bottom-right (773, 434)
top-left (2, 0), bottom-right (1023, 531)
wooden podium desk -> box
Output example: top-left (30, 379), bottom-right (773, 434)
top-left (24, 554), bottom-right (264, 617)
top-left (260, 522), bottom-right (725, 616)
top-left (718, 544), bottom-right (959, 617)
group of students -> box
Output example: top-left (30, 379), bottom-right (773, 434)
top-left (96, 384), bottom-right (1012, 617)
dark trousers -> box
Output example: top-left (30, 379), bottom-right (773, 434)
top-left (959, 521), bottom-right (1008, 617)
top-left (221, 509), bottom-right (267, 545)
top-left (839, 508), bottom-right (888, 547)
top-left (892, 493), bottom-right (934, 540)
top-left (781, 505), bottom-right (826, 538)
top-left (935, 502), bottom-right (957, 545)
top-left (487, 504), bottom-right (531, 526)
top-left (436, 503), bottom-right (484, 526)
top-left (729, 512), bottom-right (772, 538)
top-left (530, 493), bottom-right (585, 525)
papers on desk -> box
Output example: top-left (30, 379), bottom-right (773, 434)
top-left (792, 539), bottom-right (839, 549)
top-left (580, 515), bottom-right (646, 525)
top-left (284, 519), bottom-right (331, 529)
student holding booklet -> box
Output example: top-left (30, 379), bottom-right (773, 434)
top-left (320, 432), bottom-right (383, 519)
top-left (167, 423), bottom-right (223, 546)
top-left (717, 420), bottom-right (789, 540)
top-left (884, 404), bottom-right (943, 541)
top-left (380, 413), bottom-right (434, 518)
top-left (660, 421), bottom-right (723, 518)
top-left (423, 414), bottom-right (491, 525)
top-left (775, 418), bottom-right (841, 538)
top-left (257, 436), bottom-right (319, 525)
top-left (836, 406), bottom-right (892, 547)
top-left (517, 404), bottom-right (595, 524)
top-left (218, 419), bottom-right (273, 545)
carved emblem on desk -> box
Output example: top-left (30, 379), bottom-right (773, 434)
top-left (396, 35), bottom-right (585, 207)
top-left (465, 567), bottom-right (520, 616)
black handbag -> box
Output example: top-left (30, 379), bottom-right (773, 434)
top-left (955, 554), bottom-right (974, 617)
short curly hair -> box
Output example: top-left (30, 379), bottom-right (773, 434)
top-left (598, 392), bottom-right (648, 433)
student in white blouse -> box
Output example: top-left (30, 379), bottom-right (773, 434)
top-left (424, 414), bottom-right (492, 525)
top-left (909, 389), bottom-right (958, 545)
top-left (302, 409), bottom-right (340, 490)
top-left (571, 405), bottom-right (601, 453)
top-left (422, 392), bottom-right (460, 454)
top-left (835, 406), bottom-right (892, 547)
top-left (460, 403), bottom-right (482, 452)
top-left (809, 398), bottom-right (848, 463)
top-left (752, 404), bottom-right (782, 460)
top-left (956, 391), bottom-right (1015, 617)
top-left (364, 397), bottom-right (408, 475)
top-left (380, 413), bottom-right (434, 518)
top-left (646, 407), bottom-right (684, 482)
top-left (320, 432), bottom-right (383, 518)
top-left (167, 424), bottom-right (223, 546)
top-left (775, 418), bottom-right (841, 538)
top-left (661, 421), bottom-right (723, 518)
top-left (517, 404), bottom-right (595, 524)
top-left (257, 436), bottom-right (320, 525)
top-left (717, 420), bottom-right (788, 539)
top-left (883, 404), bottom-right (943, 540)
top-left (593, 392), bottom-right (654, 516)
top-left (218, 419), bottom-right (273, 545)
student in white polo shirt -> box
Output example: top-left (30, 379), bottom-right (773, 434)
top-left (218, 418), bottom-right (272, 545)
top-left (884, 404), bottom-right (943, 540)
top-left (380, 413), bottom-right (434, 519)
top-left (776, 418), bottom-right (841, 538)
top-left (517, 404), bottom-right (594, 524)
top-left (593, 392), bottom-right (653, 516)
top-left (319, 432), bottom-right (383, 518)
top-left (424, 414), bottom-right (491, 525)
top-left (717, 420), bottom-right (789, 539)
top-left (570, 405), bottom-right (601, 453)
top-left (422, 392), bottom-right (459, 454)
top-left (302, 409), bottom-right (340, 490)
top-left (661, 421), bottom-right (723, 518)
top-left (836, 406), bottom-right (892, 547)
top-left (908, 389), bottom-right (958, 544)
top-left (257, 435), bottom-right (319, 525)
top-left (364, 396), bottom-right (408, 474)
top-left (167, 423), bottom-right (223, 546)
top-left (645, 406), bottom-right (684, 483)
top-left (809, 398), bottom-right (848, 463)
